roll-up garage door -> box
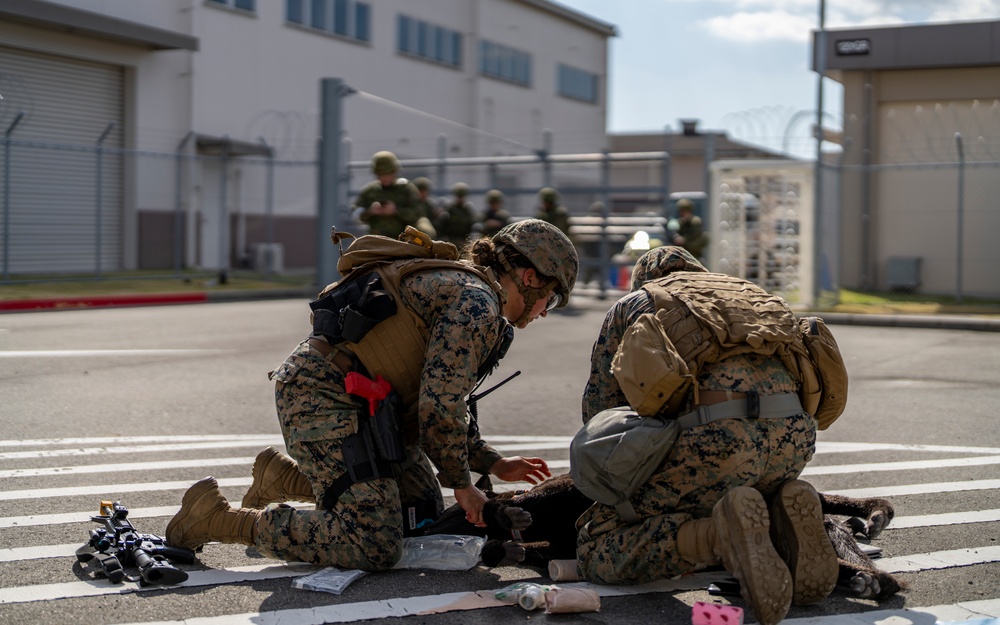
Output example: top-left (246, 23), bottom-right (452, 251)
top-left (0, 45), bottom-right (124, 275)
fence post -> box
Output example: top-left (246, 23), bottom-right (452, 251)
top-left (598, 149), bottom-right (611, 298)
top-left (954, 132), bottom-right (964, 304)
top-left (174, 131), bottom-right (195, 277)
top-left (3, 111), bottom-right (25, 283)
top-left (260, 137), bottom-right (275, 279)
top-left (318, 78), bottom-right (352, 288)
top-left (437, 134), bottom-right (447, 189)
top-left (95, 122), bottom-right (116, 278)
top-left (541, 129), bottom-right (553, 188)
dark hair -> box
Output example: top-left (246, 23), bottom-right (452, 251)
top-left (464, 237), bottom-right (532, 273)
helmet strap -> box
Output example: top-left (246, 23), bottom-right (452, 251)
top-left (497, 247), bottom-right (557, 326)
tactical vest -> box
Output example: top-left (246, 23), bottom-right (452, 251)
top-left (313, 231), bottom-right (506, 425)
top-left (612, 272), bottom-right (844, 428)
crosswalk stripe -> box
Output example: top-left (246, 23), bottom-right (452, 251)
top-left (802, 455), bottom-right (1000, 475)
top-left (827, 479), bottom-right (1000, 498)
top-left (0, 477), bottom-right (252, 501)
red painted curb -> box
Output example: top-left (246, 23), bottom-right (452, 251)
top-left (0, 292), bottom-right (209, 311)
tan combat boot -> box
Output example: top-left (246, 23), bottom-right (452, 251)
top-left (241, 446), bottom-right (314, 509)
top-left (166, 477), bottom-right (261, 551)
top-left (683, 487), bottom-right (792, 625)
top-left (768, 479), bottom-right (839, 605)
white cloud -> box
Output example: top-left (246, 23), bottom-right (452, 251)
top-left (694, 0), bottom-right (1000, 43)
top-left (700, 10), bottom-right (815, 42)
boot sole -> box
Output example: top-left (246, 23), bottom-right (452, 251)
top-left (166, 476), bottom-right (223, 551)
top-left (714, 487), bottom-right (792, 625)
top-left (242, 446), bottom-right (281, 509)
top-left (771, 480), bottom-right (840, 605)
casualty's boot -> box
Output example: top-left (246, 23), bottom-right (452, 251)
top-left (166, 477), bottom-right (261, 551)
top-left (241, 446), bottom-right (314, 509)
top-left (710, 487), bottom-right (793, 625)
top-left (768, 479), bottom-right (839, 605)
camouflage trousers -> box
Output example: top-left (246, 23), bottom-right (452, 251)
top-left (254, 340), bottom-right (444, 571)
top-left (577, 412), bottom-right (817, 585)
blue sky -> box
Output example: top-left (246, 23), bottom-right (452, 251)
top-left (556, 0), bottom-right (1000, 156)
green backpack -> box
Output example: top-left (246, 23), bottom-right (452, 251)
top-left (569, 407), bottom-right (680, 524)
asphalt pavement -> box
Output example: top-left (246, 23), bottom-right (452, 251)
top-left (1, 298), bottom-right (999, 625)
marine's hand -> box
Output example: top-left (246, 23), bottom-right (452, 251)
top-left (454, 485), bottom-right (488, 527)
top-left (490, 456), bottom-right (551, 485)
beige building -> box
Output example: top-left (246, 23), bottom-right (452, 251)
top-left (815, 19), bottom-right (1000, 298)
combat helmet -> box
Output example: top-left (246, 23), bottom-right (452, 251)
top-left (629, 245), bottom-right (706, 292)
top-left (493, 219), bottom-right (578, 324)
top-left (676, 198), bottom-right (695, 213)
top-left (413, 177), bottom-right (432, 191)
top-left (539, 187), bottom-right (559, 203)
top-left (451, 182), bottom-right (469, 197)
top-left (370, 151), bottom-right (400, 175)
top-left (485, 189), bottom-right (504, 203)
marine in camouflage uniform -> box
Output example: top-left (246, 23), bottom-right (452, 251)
top-left (165, 220), bottom-right (580, 573)
top-left (670, 198), bottom-right (708, 260)
top-left (353, 151), bottom-right (423, 239)
top-left (576, 246), bottom-right (833, 625)
top-left (477, 189), bottom-right (511, 238)
top-left (435, 183), bottom-right (479, 246)
top-left (255, 267), bottom-right (509, 569)
top-left (534, 187), bottom-right (573, 242)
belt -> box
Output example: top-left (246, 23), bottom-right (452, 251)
top-left (307, 337), bottom-right (356, 374)
top-left (675, 392), bottom-right (803, 430)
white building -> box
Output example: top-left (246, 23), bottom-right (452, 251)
top-left (0, 0), bottom-right (615, 273)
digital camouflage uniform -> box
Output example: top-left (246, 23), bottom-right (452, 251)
top-left (255, 268), bottom-right (505, 570)
top-left (354, 179), bottom-right (423, 239)
top-left (576, 246), bottom-right (817, 585)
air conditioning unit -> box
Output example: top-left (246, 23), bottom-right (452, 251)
top-left (253, 243), bottom-right (284, 273)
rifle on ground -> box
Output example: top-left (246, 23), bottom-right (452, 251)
top-left (76, 500), bottom-right (194, 586)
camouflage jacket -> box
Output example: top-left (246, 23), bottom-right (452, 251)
top-left (396, 268), bottom-right (506, 489)
top-left (435, 200), bottom-right (479, 244)
top-left (353, 179), bottom-right (423, 239)
top-left (582, 288), bottom-right (798, 422)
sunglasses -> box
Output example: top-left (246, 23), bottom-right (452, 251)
top-left (546, 291), bottom-right (562, 311)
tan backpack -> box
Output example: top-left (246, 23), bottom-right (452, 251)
top-left (794, 316), bottom-right (848, 430)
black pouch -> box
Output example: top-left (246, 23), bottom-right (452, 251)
top-left (370, 391), bottom-right (406, 463)
top-left (342, 422), bottom-right (383, 483)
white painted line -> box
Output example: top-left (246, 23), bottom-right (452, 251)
top-left (0, 476), bottom-right (251, 501)
top-left (815, 441), bottom-right (1000, 456)
top-left (0, 349), bottom-right (228, 358)
top-left (803, 455), bottom-right (1000, 476)
top-left (0, 434), bottom-right (281, 448)
top-left (892, 509), bottom-right (1000, 529)
top-left (0, 456), bottom-right (258, 479)
top-left (103, 587), bottom-right (1000, 625)
top-left (827, 479), bottom-right (1000, 498)
top-left (0, 505), bottom-right (180, 529)
top-left (0, 441), bottom-right (284, 461)
top-left (0, 543), bottom-right (81, 562)
top-left (0, 562), bottom-right (317, 604)
top-left (781, 598), bottom-right (1000, 625)
top-left (881, 545), bottom-right (1000, 573)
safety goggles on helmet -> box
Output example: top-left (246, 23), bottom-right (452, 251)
top-left (546, 290), bottom-right (562, 311)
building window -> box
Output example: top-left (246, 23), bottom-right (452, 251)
top-left (286, 0), bottom-right (371, 43)
top-left (557, 64), bottom-right (598, 103)
top-left (397, 14), bottom-right (462, 68)
top-left (207, 0), bottom-right (256, 12)
top-left (479, 40), bottom-right (531, 86)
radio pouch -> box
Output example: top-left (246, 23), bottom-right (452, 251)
top-left (371, 390), bottom-right (406, 463)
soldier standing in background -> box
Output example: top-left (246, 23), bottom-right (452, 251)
top-left (436, 182), bottom-right (478, 247)
top-left (352, 151), bottom-right (422, 239)
top-left (411, 177), bottom-right (439, 238)
top-left (670, 198), bottom-right (708, 260)
top-left (477, 189), bottom-right (511, 238)
top-left (535, 187), bottom-right (572, 240)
